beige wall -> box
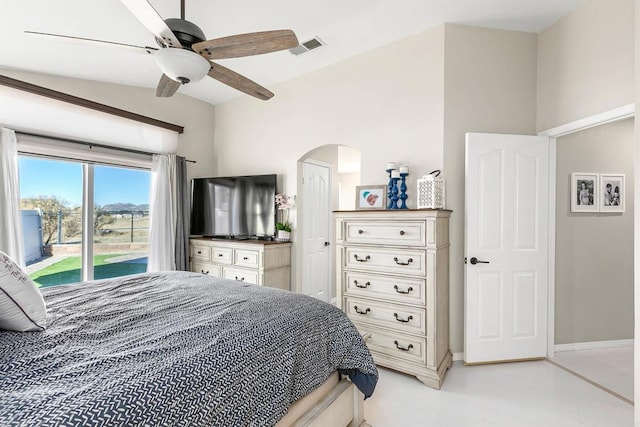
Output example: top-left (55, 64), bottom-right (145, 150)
top-left (443, 24), bottom-right (538, 353)
top-left (0, 69), bottom-right (217, 182)
top-left (213, 24), bottom-right (537, 353)
top-left (213, 25), bottom-right (446, 199)
top-left (537, 0), bottom-right (634, 131)
top-left (634, 2), bottom-right (639, 422)
top-left (555, 118), bottom-right (634, 344)
top-left (536, 0), bottom-right (636, 348)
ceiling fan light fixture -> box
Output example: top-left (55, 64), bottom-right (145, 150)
top-left (155, 48), bottom-right (210, 84)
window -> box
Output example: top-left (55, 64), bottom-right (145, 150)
top-left (19, 150), bottom-right (151, 287)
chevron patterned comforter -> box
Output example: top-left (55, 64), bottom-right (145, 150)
top-left (0, 271), bottom-right (377, 426)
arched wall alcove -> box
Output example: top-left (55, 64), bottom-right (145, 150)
top-left (293, 144), bottom-right (361, 302)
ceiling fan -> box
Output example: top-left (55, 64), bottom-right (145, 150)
top-left (25, 0), bottom-right (299, 100)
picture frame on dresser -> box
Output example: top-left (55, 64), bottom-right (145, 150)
top-left (355, 185), bottom-right (386, 210)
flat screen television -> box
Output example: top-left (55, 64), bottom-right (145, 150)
top-left (190, 174), bottom-right (277, 239)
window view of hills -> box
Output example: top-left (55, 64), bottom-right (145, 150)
top-left (19, 156), bottom-right (151, 286)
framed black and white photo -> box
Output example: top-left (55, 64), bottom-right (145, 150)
top-left (355, 185), bottom-right (386, 210)
top-left (571, 172), bottom-right (598, 213)
top-left (600, 173), bottom-right (625, 213)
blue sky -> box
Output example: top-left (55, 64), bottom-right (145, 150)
top-left (19, 157), bottom-right (150, 208)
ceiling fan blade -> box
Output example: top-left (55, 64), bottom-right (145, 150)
top-left (156, 74), bottom-right (181, 97)
top-left (24, 31), bottom-right (157, 54)
top-left (207, 63), bottom-right (273, 101)
top-left (120, 0), bottom-right (182, 48)
top-left (193, 30), bottom-right (299, 60)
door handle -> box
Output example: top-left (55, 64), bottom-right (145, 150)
top-left (469, 257), bottom-right (490, 265)
top-left (324, 241), bottom-right (330, 247)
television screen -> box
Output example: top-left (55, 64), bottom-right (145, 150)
top-left (190, 174), bottom-right (277, 239)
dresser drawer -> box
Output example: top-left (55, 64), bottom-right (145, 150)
top-left (191, 261), bottom-right (221, 277)
top-left (211, 247), bottom-right (233, 264)
top-left (343, 246), bottom-right (426, 276)
top-left (343, 220), bottom-right (427, 246)
top-left (356, 323), bottom-right (427, 365)
top-left (191, 244), bottom-right (211, 261)
top-left (344, 271), bottom-right (425, 305)
top-left (345, 296), bottom-right (426, 335)
top-left (223, 267), bottom-right (259, 285)
top-left (234, 249), bottom-right (260, 268)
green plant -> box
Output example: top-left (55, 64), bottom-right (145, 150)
top-left (276, 222), bottom-right (291, 232)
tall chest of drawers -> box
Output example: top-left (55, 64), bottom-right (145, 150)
top-left (335, 210), bottom-right (451, 389)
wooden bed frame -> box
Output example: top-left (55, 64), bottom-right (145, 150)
top-left (276, 374), bottom-right (368, 427)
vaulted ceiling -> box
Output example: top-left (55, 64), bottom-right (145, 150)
top-left (0, 0), bottom-right (586, 105)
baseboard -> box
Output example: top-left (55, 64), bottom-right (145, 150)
top-left (450, 340), bottom-right (632, 362)
top-left (554, 339), bottom-right (634, 353)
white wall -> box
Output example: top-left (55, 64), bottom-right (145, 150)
top-left (537, 0), bottom-right (634, 131)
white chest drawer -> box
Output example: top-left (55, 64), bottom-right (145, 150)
top-left (355, 323), bottom-right (427, 365)
top-left (343, 246), bottom-right (426, 276)
top-left (223, 267), bottom-right (259, 285)
top-left (191, 245), bottom-right (211, 261)
top-left (234, 249), bottom-right (260, 268)
top-left (345, 296), bottom-right (426, 334)
top-left (344, 271), bottom-right (425, 305)
top-left (191, 261), bottom-right (221, 277)
top-left (211, 247), bottom-right (233, 264)
top-left (343, 220), bottom-right (427, 246)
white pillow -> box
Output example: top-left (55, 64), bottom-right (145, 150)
top-left (0, 250), bottom-right (47, 331)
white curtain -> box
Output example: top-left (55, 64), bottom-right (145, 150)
top-left (147, 154), bottom-right (177, 272)
top-left (0, 128), bottom-right (25, 268)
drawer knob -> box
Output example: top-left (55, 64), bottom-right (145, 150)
top-left (197, 250), bottom-right (202, 254)
top-left (394, 313), bottom-right (414, 323)
top-left (399, 230), bottom-right (405, 236)
top-left (354, 305), bottom-right (371, 315)
top-left (354, 280), bottom-right (370, 289)
top-left (394, 340), bottom-right (414, 352)
top-left (358, 229), bottom-right (364, 234)
top-left (394, 285), bottom-right (414, 294)
top-left (235, 276), bottom-right (245, 281)
top-left (218, 254), bottom-right (223, 257)
top-left (243, 256), bottom-right (249, 260)
top-left (393, 257), bottom-right (413, 266)
top-left (354, 254), bottom-right (371, 263)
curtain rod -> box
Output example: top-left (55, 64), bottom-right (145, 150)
top-left (16, 131), bottom-right (196, 163)
top-left (0, 74), bottom-right (184, 134)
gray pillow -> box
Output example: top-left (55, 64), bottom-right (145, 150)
top-left (0, 250), bottom-right (47, 331)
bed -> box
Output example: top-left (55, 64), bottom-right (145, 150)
top-left (0, 270), bottom-right (377, 426)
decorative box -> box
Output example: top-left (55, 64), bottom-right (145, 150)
top-left (417, 170), bottom-right (446, 209)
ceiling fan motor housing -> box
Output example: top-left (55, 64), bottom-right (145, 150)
top-left (154, 18), bottom-right (210, 85)
top-left (158, 18), bottom-right (205, 49)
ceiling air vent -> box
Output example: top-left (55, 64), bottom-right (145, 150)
top-left (289, 36), bottom-right (326, 56)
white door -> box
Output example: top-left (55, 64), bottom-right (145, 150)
top-left (301, 161), bottom-right (331, 302)
top-left (464, 132), bottom-right (549, 364)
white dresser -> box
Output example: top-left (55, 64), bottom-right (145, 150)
top-left (335, 210), bottom-right (451, 389)
top-left (189, 238), bottom-right (291, 291)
